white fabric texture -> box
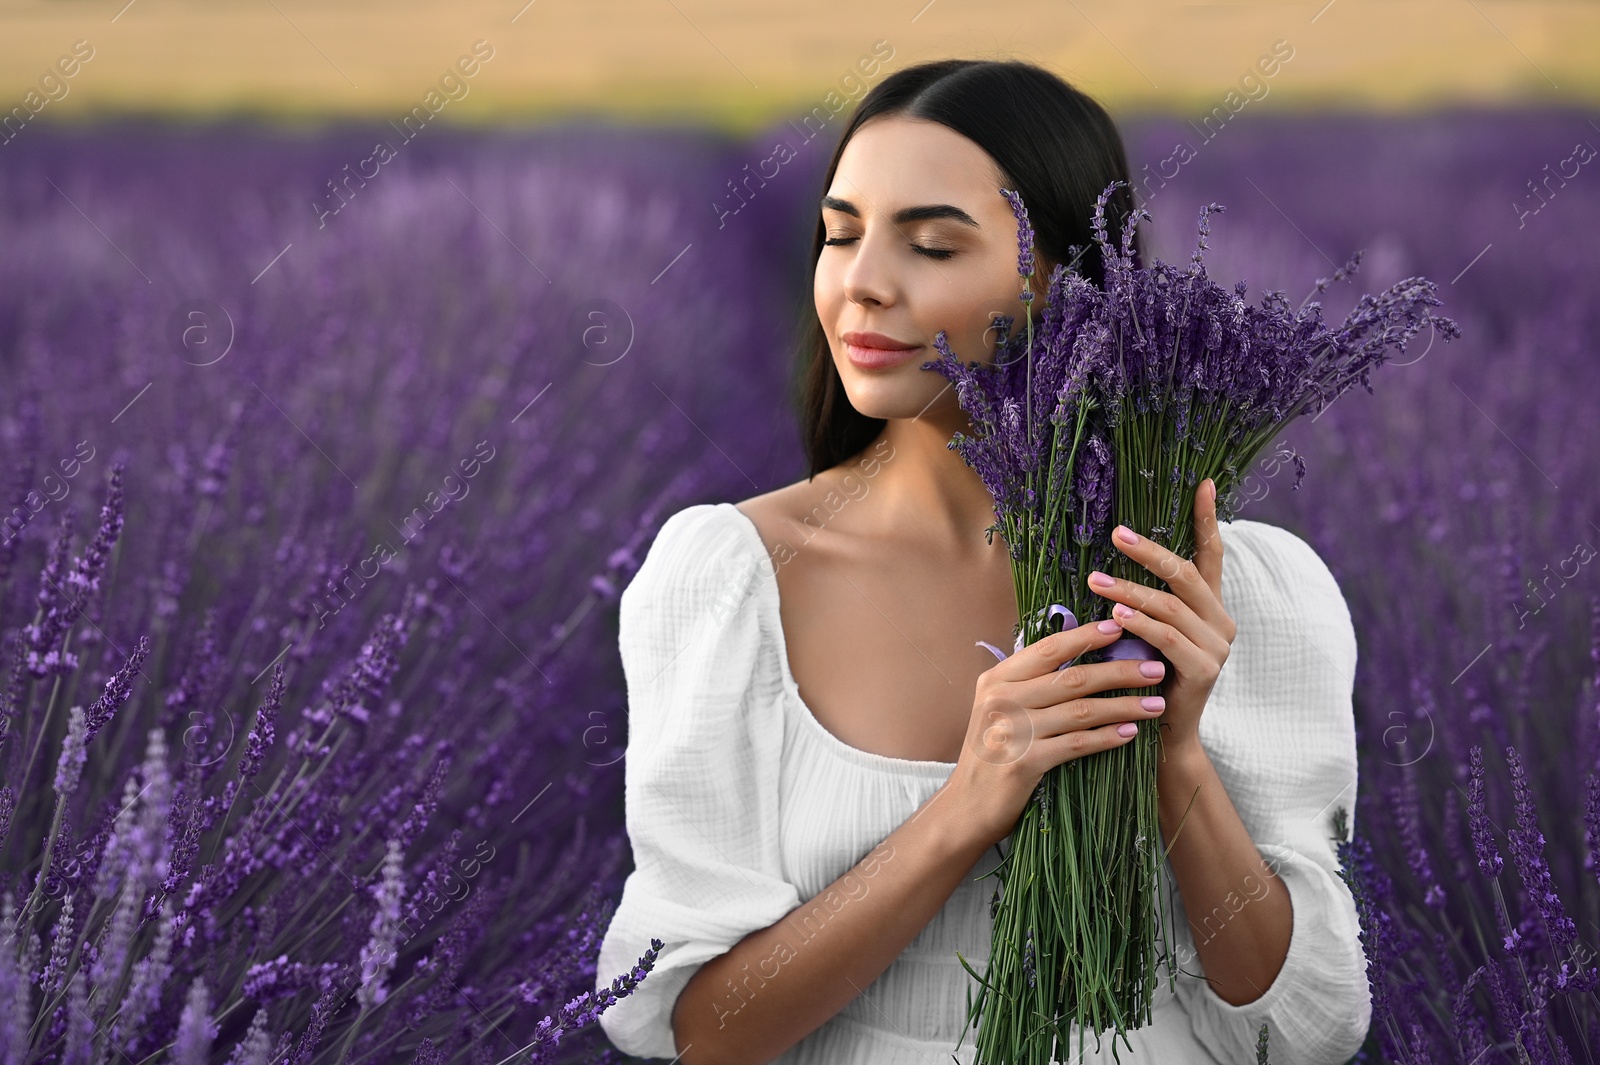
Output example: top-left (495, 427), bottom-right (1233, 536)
top-left (595, 501), bottom-right (1372, 1064)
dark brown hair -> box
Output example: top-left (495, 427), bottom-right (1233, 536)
top-left (795, 59), bottom-right (1145, 479)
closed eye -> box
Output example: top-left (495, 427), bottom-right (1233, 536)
top-left (822, 236), bottom-right (954, 261)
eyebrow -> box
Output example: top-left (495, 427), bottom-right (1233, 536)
top-left (820, 195), bottom-right (981, 228)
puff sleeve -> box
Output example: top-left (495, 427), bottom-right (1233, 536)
top-left (1167, 519), bottom-right (1372, 1065)
top-left (595, 504), bottom-right (802, 1059)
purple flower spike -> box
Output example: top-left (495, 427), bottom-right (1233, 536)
top-left (84, 635), bottom-right (153, 745)
top-left (1504, 745), bottom-right (1578, 953)
top-left (1467, 745), bottom-right (1502, 878)
top-left (1584, 773), bottom-right (1600, 887)
top-left (1001, 188), bottom-right (1036, 279)
top-left (1190, 203), bottom-right (1225, 275)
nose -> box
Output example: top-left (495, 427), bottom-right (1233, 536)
top-left (840, 228), bottom-right (899, 308)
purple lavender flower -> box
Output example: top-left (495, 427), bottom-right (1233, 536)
top-left (1466, 745), bottom-right (1502, 878)
top-left (1001, 188), bottom-right (1036, 280)
top-left (1451, 966), bottom-right (1494, 1065)
top-left (1336, 807), bottom-right (1399, 1035)
top-left (1505, 746), bottom-right (1577, 953)
top-left (52, 704), bottom-right (88, 802)
top-left (39, 894), bottom-right (76, 998)
top-left (525, 938), bottom-right (663, 1062)
top-left (22, 511), bottom-right (78, 678)
top-left (1391, 770), bottom-right (1445, 909)
top-left (58, 969), bottom-right (94, 1064)
top-left (223, 1008), bottom-right (274, 1065)
top-left (61, 462), bottom-right (125, 610)
top-left (238, 662), bottom-right (284, 785)
top-left (198, 405), bottom-right (243, 498)
top-left (110, 902), bottom-right (174, 1056)
top-left (1586, 774), bottom-right (1600, 887)
top-left (357, 837), bottom-right (407, 1009)
top-left (83, 634), bottom-right (152, 744)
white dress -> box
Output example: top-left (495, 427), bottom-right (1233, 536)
top-left (595, 502), bottom-right (1372, 1064)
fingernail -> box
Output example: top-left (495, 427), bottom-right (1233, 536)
top-left (1115, 525), bottom-right (1138, 545)
top-left (1117, 722), bottom-right (1139, 737)
top-left (1112, 602), bottom-right (1135, 619)
top-left (1097, 619), bottom-right (1123, 633)
top-left (1088, 571), bottom-right (1115, 588)
top-left (1138, 660), bottom-right (1165, 679)
top-left (1140, 696), bottom-right (1165, 712)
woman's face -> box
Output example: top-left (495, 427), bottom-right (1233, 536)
top-left (814, 114), bottom-right (1042, 427)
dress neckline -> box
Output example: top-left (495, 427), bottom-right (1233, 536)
top-left (717, 503), bottom-right (959, 777)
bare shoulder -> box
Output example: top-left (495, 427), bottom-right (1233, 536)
top-left (731, 477), bottom-right (830, 562)
top-left (732, 440), bottom-right (898, 561)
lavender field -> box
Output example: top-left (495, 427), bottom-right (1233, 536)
top-left (0, 108), bottom-right (1596, 1062)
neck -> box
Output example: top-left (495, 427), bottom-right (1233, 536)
top-left (861, 413), bottom-right (1004, 557)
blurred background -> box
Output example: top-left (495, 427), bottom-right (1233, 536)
top-left (1, 2), bottom-right (1598, 1063)
top-left (2, 0), bottom-right (1596, 122)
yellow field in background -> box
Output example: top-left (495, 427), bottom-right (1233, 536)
top-left (1, 0), bottom-right (1596, 133)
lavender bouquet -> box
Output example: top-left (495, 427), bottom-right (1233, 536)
top-left (930, 181), bottom-right (1461, 1063)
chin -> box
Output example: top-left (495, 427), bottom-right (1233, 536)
top-left (838, 369), bottom-right (957, 423)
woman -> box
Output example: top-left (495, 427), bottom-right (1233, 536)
top-left (596, 58), bottom-right (1371, 1064)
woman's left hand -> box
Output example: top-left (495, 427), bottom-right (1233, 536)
top-left (1085, 478), bottom-right (1235, 755)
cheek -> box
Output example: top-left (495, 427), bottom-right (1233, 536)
top-left (813, 261), bottom-right (843, 327)
top-left (940, 291), bottom-right (1015, 364)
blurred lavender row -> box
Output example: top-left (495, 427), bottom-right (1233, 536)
top-left (0, 120), bottom-right (810, 1064)
top-left (1133, 111), bottom-right (1600, 1061)
top-left (0, 108), bottom-right (1595, 1062)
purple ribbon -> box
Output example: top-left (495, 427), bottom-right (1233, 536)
top-left (1100, 634), bottom-right (1160, 661)
top-left (976, 602), bottom-right (1158, 667)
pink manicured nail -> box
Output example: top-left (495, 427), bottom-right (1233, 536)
top-left (1115, 525), bottom-right (1138, 545)
top-left (1139, 660), bottom-right (1166, 679)
top-left (1117, 722), bottom-right (1139, 737)
top-left (1088, 571), bottom-right (1114, 588)
top-left (1097, 619), bottom-right (1123, 633)
top-left (1112, 602), bottom-right (1135, 619)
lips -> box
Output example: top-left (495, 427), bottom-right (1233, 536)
top-left (842, 330), bottom-right (923, 370)
top-left (842, 330), bottom-right (918, 350)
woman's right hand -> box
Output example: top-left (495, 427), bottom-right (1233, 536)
top-left (942, 617), bottom-right (1168, 853)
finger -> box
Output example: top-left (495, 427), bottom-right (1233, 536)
top-left (999, 615), bottom-right (1125, 684)
top-left (1105, 519), bottom-right (1228, 633)
top-left (1107, 600), bottom-right (1221, 690)
top-left (1193, 478), bottom-right (1224, 599)
top-left (1040, 691), bottom-right (1166, 739)
top-left (1043, 718), bottom-right (1145, 766)
top-left (1028, 653), bottom-right (1167, 708)
top-left (1088, 567), bottom-right (1222, 661)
